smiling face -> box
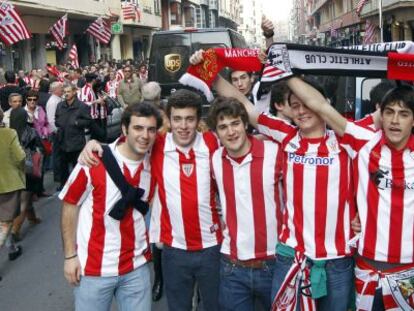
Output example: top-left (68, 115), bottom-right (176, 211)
top-left (289, 93), bottom-right (325, 138)
top-left (169, 107), bottom-right (199, 148)
top-left (216, 115), bottom-right (250, 158)
top-left (381, 101), bottom-right (414, 150)
top-left (122, 115), bottom-right (158, 160)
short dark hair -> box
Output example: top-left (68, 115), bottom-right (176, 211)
top-left (380, 85), bottom-right (414, 115)
top-left (38, 79), bottom-right (50, 93)
top-left (166, 89), bottom-right (202, 120)
top-left (207, 96), bottom-right (249, 130)
top-left (288, 77), bottom-right (326, 105)
top-left (121, 103), bottom-right (163, 130)
top-left (4, 70), bottom-right (15, 83)
top-left (370, 80), bottom-right (395, 110)
top-left (26, 89), bottom-right (39, 100)
top-left (85, 73), bottom-right (97, 83)
top-left (269, 81), bottom-right (290, 116)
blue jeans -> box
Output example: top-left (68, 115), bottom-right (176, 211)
top-left (219, 256), bottom-right (275, 311)
top-left (74, 263), bottom-right (151, 311)
top-left (271, 254), bottom-right (354, 311)
top-left (162, 245), bottom-right (221, 311)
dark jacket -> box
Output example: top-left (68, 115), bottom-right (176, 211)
top-left (55, 98), bottom-right (91, 152)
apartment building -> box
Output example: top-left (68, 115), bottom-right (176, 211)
top-left (299, 0), bottom-right (414, 47)
top-left (238, 0), bottom-right (263, 47)
top-left (0, 0), bottom-right (163, 70)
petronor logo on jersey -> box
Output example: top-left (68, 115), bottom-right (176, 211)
top-left (287, 153), bottom-right (334, 166)
top-left (182, 163), bottom-right (194, 177)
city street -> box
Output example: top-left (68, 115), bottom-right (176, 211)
top-left (0, 172), bottom-right (168, 311)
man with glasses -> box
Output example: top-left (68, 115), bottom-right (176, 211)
top-left (117, 65), bottom-right (143, 108)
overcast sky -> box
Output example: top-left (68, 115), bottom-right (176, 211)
top-left (261, 0), bottom-right (292, 22)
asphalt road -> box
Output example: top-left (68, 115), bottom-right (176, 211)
top-left (0, 172), bottom-right (168, 311)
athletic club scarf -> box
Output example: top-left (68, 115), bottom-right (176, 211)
top-left (355, 257), bottom-right (414, 311)
top-left (179, 44), bottom-right (414, 101)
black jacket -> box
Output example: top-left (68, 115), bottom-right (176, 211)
top-left (55, 98), bottom-right (92, 152)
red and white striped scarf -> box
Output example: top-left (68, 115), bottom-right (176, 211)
top-left (355, 257), bottom-right (414, 311)
top-left (272, 253), bottom-right (316, 311)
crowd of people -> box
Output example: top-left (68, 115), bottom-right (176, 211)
top-left (0, 59), bottom-right (155, 279)
top-left (2, 16), bottom-right (414, 311)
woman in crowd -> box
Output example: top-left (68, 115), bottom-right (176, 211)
top-left (10, 91), bottom-right (44, 242)
top-left (0, 108), bottom-right (25, 272)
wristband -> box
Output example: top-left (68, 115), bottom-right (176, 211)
top-left (65, 254), bottom-right (78, 260)
top-left (263, 31), bottom-right (274, 39)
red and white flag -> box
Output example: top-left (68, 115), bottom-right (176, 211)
top-left (49, 14), bottom-right (68, 50)
top-left (86, 17), bottom-right (111, 44)
top-left (356, 0), bottom-right (368, 16)
top-left (69, 44), bottom-right (79, 69)
top-left (122, 1), bottom-right (141, 22)
top-left (363, 19), bottom-right (376, 45)
top-left (0, 1), bottom-right (31, 45)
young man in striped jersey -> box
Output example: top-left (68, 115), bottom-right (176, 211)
top-left (78, 89), bottom-right (223, 310)
top-left (60, 103), bottom-right (162, 311)
top-left (287, 79), bottom-right (414, 311)
top-left (208, 97), bottom-right (281, 310)
top-left (190, 50), bottom-right (361, 311)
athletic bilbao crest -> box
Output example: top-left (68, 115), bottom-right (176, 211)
top-left (182, 163), bottom-right (194, 177)
top-left (386, 269), bottom-right (414, 310)
top-left (0, 14), bottom-right (13, 27)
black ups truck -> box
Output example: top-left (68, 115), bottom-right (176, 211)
top-left (148, 28), bottom-right (247, 98)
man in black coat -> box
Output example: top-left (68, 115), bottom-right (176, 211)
top-left (0, 71), bottom-right (25, 112)
top-left (55, 84), bottom-right (92, 188)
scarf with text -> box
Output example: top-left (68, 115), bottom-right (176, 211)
top-left (179, 45), bottom-right (414, 101)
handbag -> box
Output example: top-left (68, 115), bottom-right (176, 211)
top-left (41, 138), bottom-right (52, 156)
top-left (25, 148), bottom-right (43, 178)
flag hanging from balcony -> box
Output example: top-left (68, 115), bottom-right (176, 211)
top-left (86, 17), bottom-right (112, 44)
top-left (69, 44), bottom-right (79, 69)
top-left (356, 0), bottom-right (368, 16)
top-left (0, 1), bottom-right (31, 45)
top-left (122, 1), bottom-right (141, 22)
top-left (363, 19), bottom-right (376, 45)
top-left (49, 14), bottom-right (68, 50)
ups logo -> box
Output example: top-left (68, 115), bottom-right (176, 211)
top-left (164, 54), bottom-right (182, 73)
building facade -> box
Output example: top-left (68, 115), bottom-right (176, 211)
top-left (238, 0), bottom-right (263, 47)
top-left (296, 0), bottom-right (414, 47)
top-left (2, 0), bottom-right (240, 71)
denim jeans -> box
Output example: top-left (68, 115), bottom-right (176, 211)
top-left (271, 254), bottom-right (354, 311)
top-left (219, 256), bottom-right (275, 311)
top-left (162, 245), bottom-right (221, 311)
top-left (74, 263), bottom-right (151, 311)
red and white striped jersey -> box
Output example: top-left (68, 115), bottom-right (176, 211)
top-left (355, 114), bottom-right (376, 130)
top-left (257, 113), bottom-right (355, 260)
top-left (149, 131), bottom-right (223, 251)
top-left (211, 137), bottom-right (281, 260)
top-left (59, 139), bottom-right (152, 277)
top-left (342, 122), bottom-right (414, 263)
top-left (78, 83), bottom-right (107, 119)
top-left (105, 80), bottom-right (119, 98)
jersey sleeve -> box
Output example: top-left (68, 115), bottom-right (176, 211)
top-left (58, 164), bottom-right (91, 206)
top-left (339, 121), bottom-right (376, 159)
top-left (354, 114), bottom-right (376, 130)
top-left (257, 113), bottom-right (296, 144)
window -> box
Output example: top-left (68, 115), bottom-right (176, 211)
top-left (170, 2), bottom-right (182, 25)
top-left (154, 0), bottom-right (160, 15)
